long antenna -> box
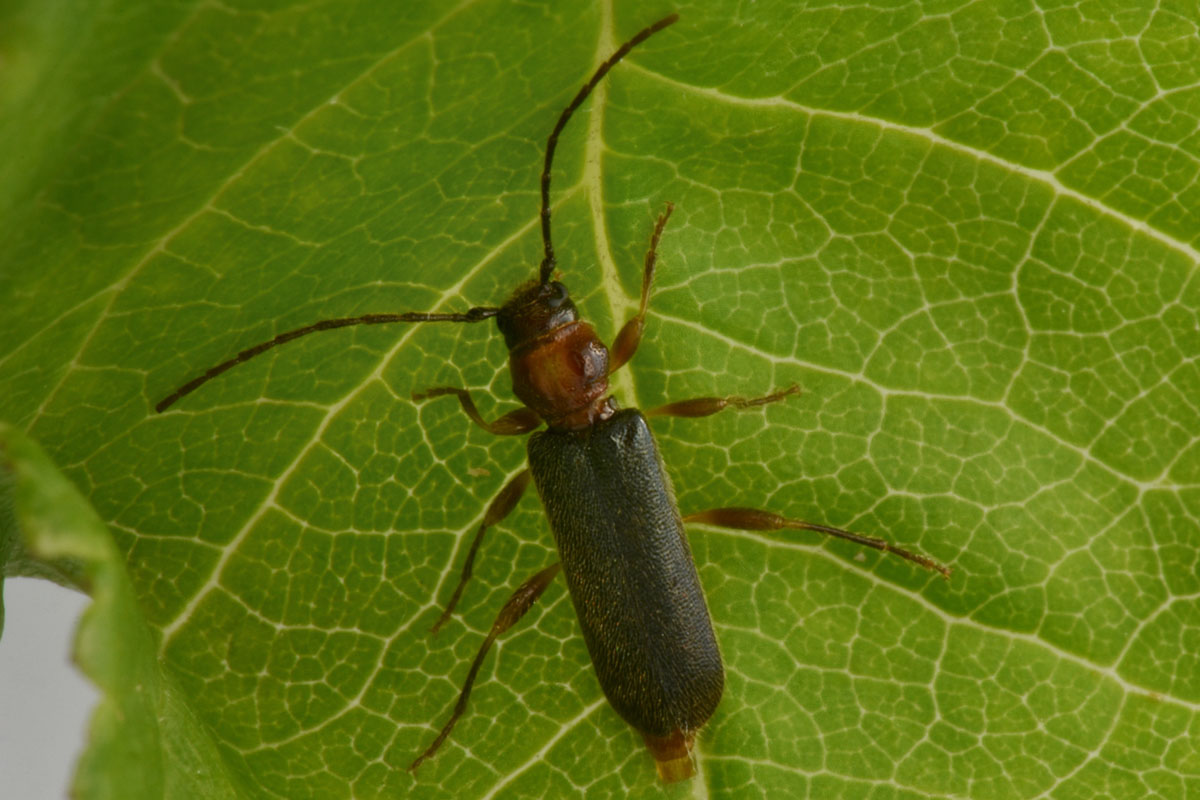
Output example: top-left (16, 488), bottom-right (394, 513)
top-left (155, 307), bottom-right (498, 412)
top-left (537, 13), bottom-right (678, 285)
top-left (156, 15), bottom-right (678, 413)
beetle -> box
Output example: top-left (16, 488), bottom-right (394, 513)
top-left (155, 13), bottom-right (950, 782)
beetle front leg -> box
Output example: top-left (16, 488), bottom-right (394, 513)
top-left (430, 469), bottom-right (532, 634)
top-left (609, 202), bottom-right (674, 374)
top-left (413, 386), bottom-right (540, 435)
top-left (411, 562), bottom-right (562, 773)
top-left (682, 507), bottom-right (951, 578)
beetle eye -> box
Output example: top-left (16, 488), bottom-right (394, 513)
top-left (546, 281), bottom-right (568, 307)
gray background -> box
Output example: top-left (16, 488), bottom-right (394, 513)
top-left (0, 578), bottom-right (96, 799)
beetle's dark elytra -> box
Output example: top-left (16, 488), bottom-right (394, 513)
top-left (529, 408), bottom-right (723, 773)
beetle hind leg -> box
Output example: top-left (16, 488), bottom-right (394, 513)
top-left (411, 562), bottom-right (562, 773)
top-left (683, 507), bottom-right (951, 578)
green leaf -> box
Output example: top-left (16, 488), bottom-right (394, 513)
top-left (0, 424), bottom-right (245, 800)
top-left (2, 1), bottom-right (1199, 798)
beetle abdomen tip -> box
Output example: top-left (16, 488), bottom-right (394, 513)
top-left (642, 729), bottom-right (697, 782)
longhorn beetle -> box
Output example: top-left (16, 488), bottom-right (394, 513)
top-left (156, 13), bottom-right (951, 783)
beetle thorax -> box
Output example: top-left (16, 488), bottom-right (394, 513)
top-left (497, 281), bottom-right (615, 430)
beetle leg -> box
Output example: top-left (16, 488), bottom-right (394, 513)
top-left (682, 507), bottom-right (951, 578)
top-left (413, 386), bottom-right (541, 435)
top-left (645, 384), bottom-right (800, 419)
top-left (430, 469), bottom-right (533, 634)
top-left (411, 562), bottom-right (563, 773)
top-left (609, 202), bottom-right (675, 373)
